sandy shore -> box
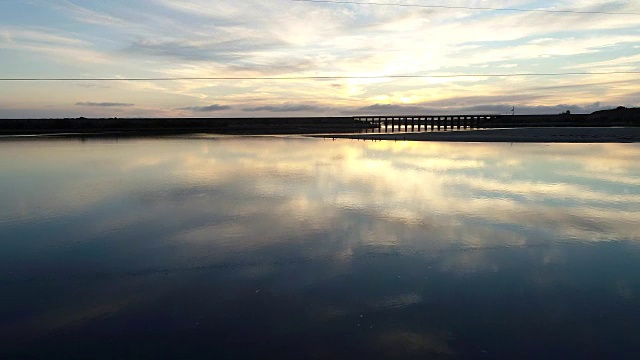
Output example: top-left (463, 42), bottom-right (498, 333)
top-left (313, 127), bottom-right (640, 143)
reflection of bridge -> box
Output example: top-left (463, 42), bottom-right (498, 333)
top-left (354, 115), bottom-right (502, 132)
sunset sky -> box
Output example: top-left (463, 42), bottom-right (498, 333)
top-left (1, 0), bottom-right (639, 118)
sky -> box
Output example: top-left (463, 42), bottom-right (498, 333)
top-left (0, 0), bottom-right (639, 118)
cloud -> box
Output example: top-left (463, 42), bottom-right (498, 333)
top-left (124, 38), bottom-right (317, 77)
top-left (357, 104), bottom-right (433, 114)
top-left (48, 1), bottom-right (131, 28)
top-left (177, 104), bottom-right (232, 112)
top-left (0, 26), bottom-right (111, 64)
top-left (242, 104), bottom-right (320, 112)
top-left (0, 27), bottom-right (87, 46)
top-left (355, 102), bottom-right (615, 115)
top-left (76, 102), bottom-right (135, 107)
top-left (125, 39), bottom-right (238, 62)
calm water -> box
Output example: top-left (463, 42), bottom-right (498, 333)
top-left (1, 136), bottom-right (640, 359)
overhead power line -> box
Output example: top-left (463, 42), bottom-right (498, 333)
top-left (1, 71), bottom-right (640, 81)
top-left (292, 0), bottom-right (640, 15)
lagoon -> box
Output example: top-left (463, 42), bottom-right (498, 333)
top-left (1, 136), bottom-right (640, 359)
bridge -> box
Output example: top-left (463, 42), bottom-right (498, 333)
top-left (353, 115), bottom-right (503, 132)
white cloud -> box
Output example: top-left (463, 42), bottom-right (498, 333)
top-left (2, 0), bottom-right (640, 116)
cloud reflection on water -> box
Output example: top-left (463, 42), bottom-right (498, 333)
top-left (1, 138), bottom-right (639, 256)
top-left (1, 137), bottom-right (640, 358)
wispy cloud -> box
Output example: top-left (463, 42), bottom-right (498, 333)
top-left (76, 102), bottom-right (134, 107)
top-left (49, 0), bottom-right (131, 28)
top-left (0, 26), bottom-right (87, 46)
top-left (242, 104), bottom-right (320, 112)
top-left (0, 25), bottom-right (110, 64)
top-left (125, 39), bottom-right (240, 62)
top-left (355, 102), bottom-right (613, 115)
top-left (357, 104), bottom-right (432, 114)
top-left (177, 104), bottom-right (231, 112)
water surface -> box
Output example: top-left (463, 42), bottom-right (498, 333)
top-left (1, 136), bottom-right (640, 359)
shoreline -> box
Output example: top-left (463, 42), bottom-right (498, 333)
top-left (1, 127), bottom-right (640, 143)
top-left (311, 127), bottom-right (640, 143)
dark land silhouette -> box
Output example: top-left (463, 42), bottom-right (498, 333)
top-left (1, 107), bottom-right (638, 137)
top-left (0, 116), bottom-right (371, 135)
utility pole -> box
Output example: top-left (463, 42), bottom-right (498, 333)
top-left (511, 106), bottom-right (515, 116)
